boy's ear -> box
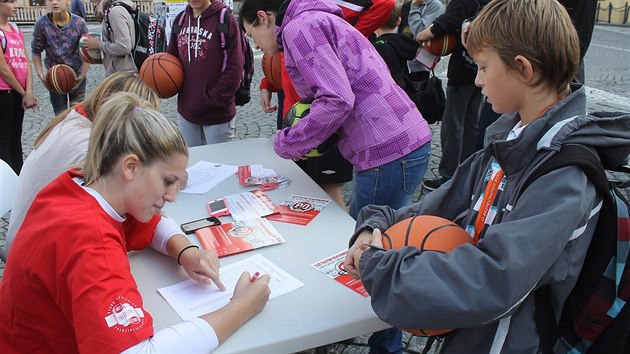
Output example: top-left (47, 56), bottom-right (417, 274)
top-left (396, 17), bottom-right (402, 27)
top-left (513, 55), bottom-right (536, 84)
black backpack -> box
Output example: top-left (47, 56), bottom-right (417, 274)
top-left (172, 7), bottom-right (254, 106)
top-left (404, 73), bottom-right (446, 125)
top-left (105, 2), bottom-right (167, 70)
top-left (515, 119), bottom-right (630, 353)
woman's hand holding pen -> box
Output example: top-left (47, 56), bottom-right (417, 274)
top-left (231, 272), bottom-right (271, 316)
top-left (179, 247), bottom-right (226, 290)
top-left (344, 228), bottom-right (383, 279)
top-left (200, 272), bottom-right (270, 344)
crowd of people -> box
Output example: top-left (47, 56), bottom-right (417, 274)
top-left (2, 0), bottom-right (625, 353)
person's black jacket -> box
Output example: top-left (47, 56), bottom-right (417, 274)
top-left (371, 33), bottom-right (419, 88)
top-left (429, 0), bottom-right (490, 87)
top-left (559, 0), bottom-right (598, 59)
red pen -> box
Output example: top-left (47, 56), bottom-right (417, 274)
top-left (250, 271), bottom-right (260, 282)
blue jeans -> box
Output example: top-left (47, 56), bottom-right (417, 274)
top-left (368, 327), bottom-right (403, 354)
top-left (349, 142), bottom-right (431, 219)
top-left (49, 78), bottom-right (87, 115)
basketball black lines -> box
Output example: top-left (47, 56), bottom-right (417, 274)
top-left (139, 53), bottom-right (184, 99)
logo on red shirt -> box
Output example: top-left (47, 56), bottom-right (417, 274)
top-left (104, 296), bottom-right (146, 333)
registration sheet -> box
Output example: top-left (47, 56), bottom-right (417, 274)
top-left (180, 161), bottom-right (238, 194)
top-left (157, 254), bottom-right (304, 321)
top-left (224, 190), bottom-right (278, 222)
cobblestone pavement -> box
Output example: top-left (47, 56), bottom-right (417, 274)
top-left (1, 23), bottom-right (629, 354)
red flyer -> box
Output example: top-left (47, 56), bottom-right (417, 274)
top-left (195, 218), bottom-right (285, 257)
top-left (311, 250), bottom-right (368, 297)
top-left (266, 195), bottom-right (331, 226)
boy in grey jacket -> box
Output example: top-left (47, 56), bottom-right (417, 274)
top-left (406, 0), bottom-right (443, 81)
top-left (344, 0), bottom-right (630, 352)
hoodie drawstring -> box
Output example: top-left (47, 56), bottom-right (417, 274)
top-left (187, 16), bottom-right (191, 64)
top-left (196, 15), bottom-right (201, 59)
top-left (186, 15), bottom-right (201, 62)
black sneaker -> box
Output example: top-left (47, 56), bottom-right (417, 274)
top-left (422, 177), bottom-right (448, 191)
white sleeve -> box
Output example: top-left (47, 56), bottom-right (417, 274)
top-left (150, 216), bottom-right (182, 255)
top-left (121, 318), bottom-right (219, 353)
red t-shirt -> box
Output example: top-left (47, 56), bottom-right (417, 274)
top-left (0, 170), bottom-right (160, 353)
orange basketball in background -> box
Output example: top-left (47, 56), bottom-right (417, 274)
top-left (382, 215), bottom-right (472, 336)
top-left (261, 52), bottom-right (282, 89)
top-left (45, 64), bottom-right (77, 94)
top-left (139, 52), bottom-right (184, 99)
top-left (423, 33), bottom-right (458, 56)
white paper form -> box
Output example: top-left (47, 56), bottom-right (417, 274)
top-left (415, 46), bottom-right (440, 70)
top-left (224, 190), bottom-right (277, 222)
top-left (157, 254), bottom-right (304, 321)
top-left (180, 161), bottom-right (238, 194)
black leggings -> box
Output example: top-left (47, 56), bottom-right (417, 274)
top-left (0, 90), bottom-right (25, 174)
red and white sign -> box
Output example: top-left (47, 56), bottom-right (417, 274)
top-left (267, 195), bottom-right (331, 226)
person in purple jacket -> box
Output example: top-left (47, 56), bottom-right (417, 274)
top-left (240, 0), bottom-right (433, 222)
top-left (167, 0), bottom-right (243, 146)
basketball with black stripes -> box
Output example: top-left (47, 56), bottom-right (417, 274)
top-left (261, 52), bottom-right (282, 89)
top-left (45, 64), bottom-right (77, 94)
top-left (382, 215), bottom-right (472, 336)
top-left (139, 53), bottom-right (184, 99)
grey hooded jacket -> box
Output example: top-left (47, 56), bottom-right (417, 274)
top-left (352, 86), bottom-right (630, 353)
top-left (100, 0), bottom-right (137, 75)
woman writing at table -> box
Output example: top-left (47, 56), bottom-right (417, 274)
top-left (0, 92), bottom-right (271, 353)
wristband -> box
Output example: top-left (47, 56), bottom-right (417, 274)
top-left (177, 245), bottom-right (199, 265)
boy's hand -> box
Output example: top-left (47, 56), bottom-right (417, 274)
top-left (83, 36), bottom-right (100, 50)
top-left (461, 20), bottom-right (471, 49)
top-left (344, 229), bottom-right (382, 279)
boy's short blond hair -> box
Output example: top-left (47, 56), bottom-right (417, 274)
top-left (467, 0), bottom-right (580, 93)
top-left (382, 0), bottom-right (402, 30)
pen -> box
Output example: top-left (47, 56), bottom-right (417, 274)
top-left (362, 243), bottom-right (387, 252)
top-left (250, 271), bottom-right (260, 282)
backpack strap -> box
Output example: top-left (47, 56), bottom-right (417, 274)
top-left (0, 23), bottom-right (20, 52)
top-left (521, 144), bottom-right (609, 353)
top-left (171, 10), bottom-right (186, 36)
top-left (522, 144), bottom-right (630, 353)
top-left (218, 7), bottom-right (229, 72)
top-left (520, 144), bottom-right (610, 197)
top-left (105, 2), bottom-right (137, 45)
top-left (0, 28), bottom-right (5, 53)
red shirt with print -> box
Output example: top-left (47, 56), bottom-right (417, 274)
top-left (0, 170), bottom-right (160, 353)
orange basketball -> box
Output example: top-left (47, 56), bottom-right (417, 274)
top-left (423, 33), bottom-right (458, 56)
top-left (139, 52), bottom-right (184, 99)
top-left (382, 215), bottom-right (473, 336)
top-left (45, 64), bottom-right (77, 94)
top-left (261, 52), bottom-right (282, 89)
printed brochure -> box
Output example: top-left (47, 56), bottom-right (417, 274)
top-left (195, 218), bottom-right (284, 257)
top-left (312, 250), bottom-right (368, 297)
